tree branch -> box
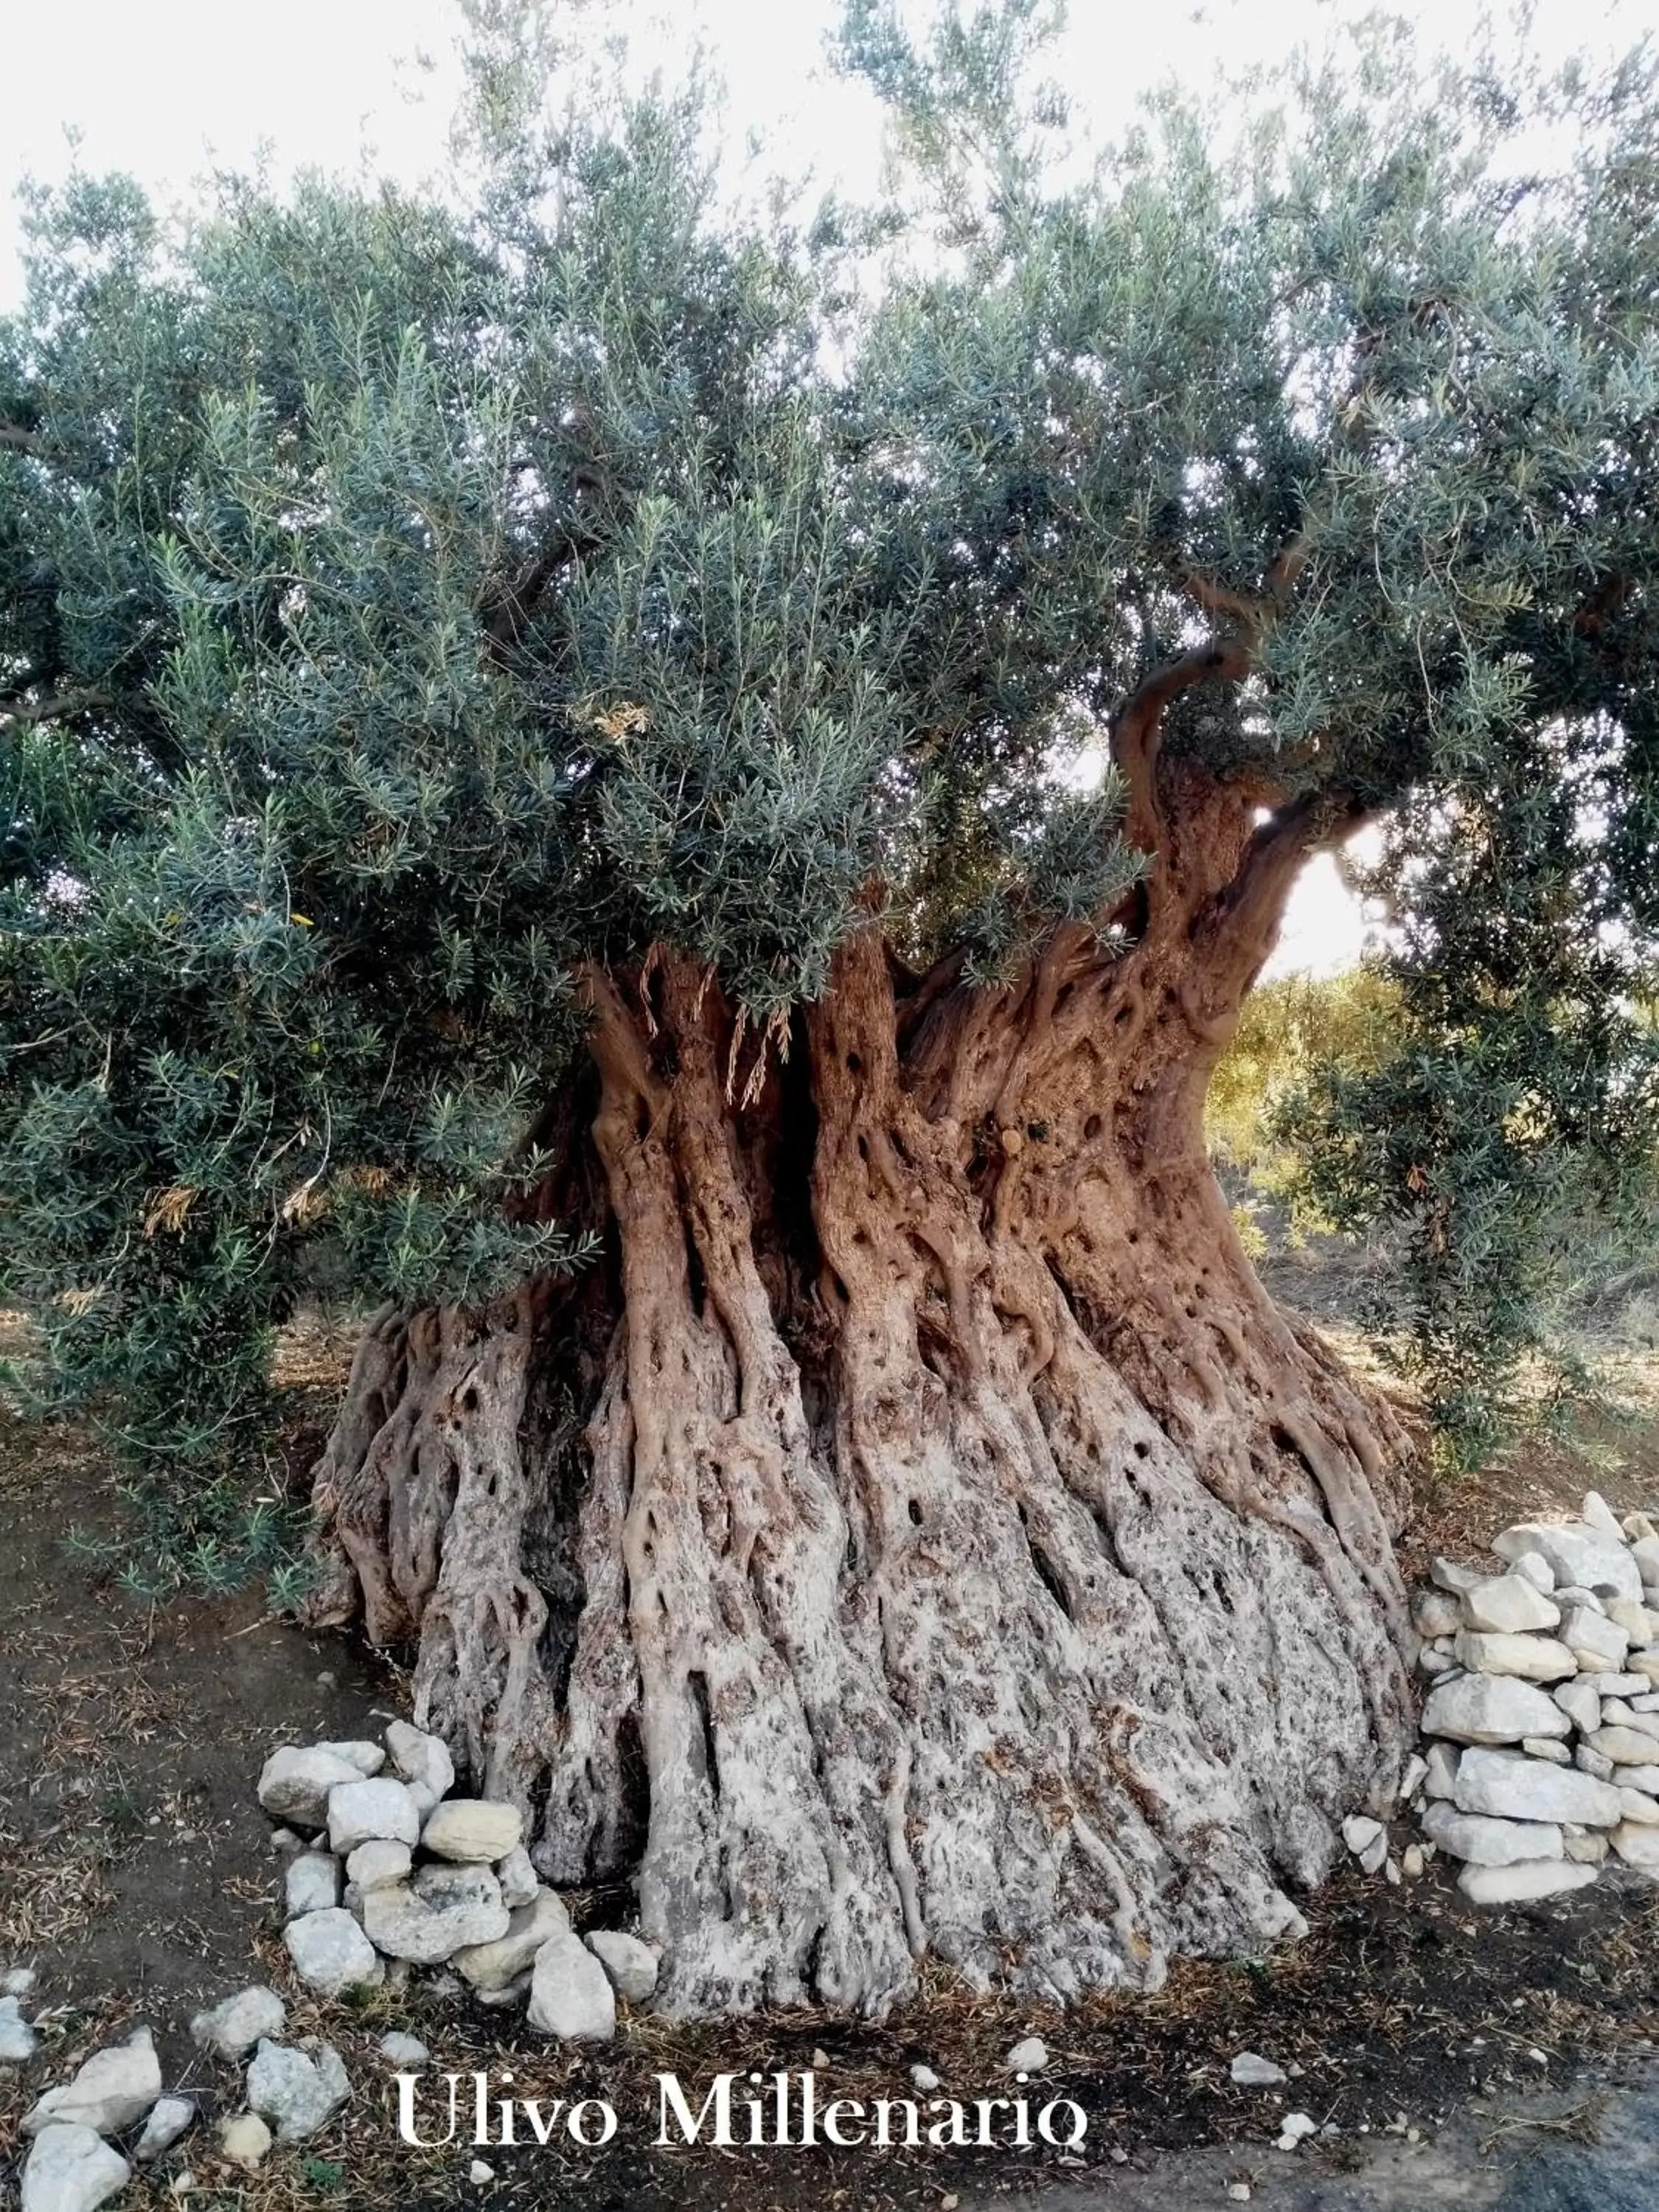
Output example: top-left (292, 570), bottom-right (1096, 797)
top-left (0, 687), bottom-right (114, 726)
top-left (1112, 534), bottom-right (1310, 856)
top-left (1109, 638), bottom-right (1252, 852)
top-left (1203, 790), bottom-right (1376, 995)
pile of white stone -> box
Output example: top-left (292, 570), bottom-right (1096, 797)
top-left (1402, 1491), bottom-right (1659, 1902)
top-left (1, 1721), bottom-right (663, 2212)
top-left (6, 1994), bottom-right (394, 2212)
top-left (262, 1719), bottom-right (656, 2037)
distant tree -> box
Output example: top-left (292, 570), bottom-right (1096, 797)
top-left (4, 2), bottom-right (1658, 2012)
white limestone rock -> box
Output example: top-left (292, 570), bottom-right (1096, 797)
top-left (134, 2096), bottom-right (195, 2161)
top-left (1341, 1815), bottom-right (1382, 1855)
top-left (1601, 1700), bottom-right (1659, 1738)
top-left (21, 2124), bottom-right (130, 2212)
top-left (380, 2033), bottom-right (431, 2069)
top-left (1607, 1600), bottom-right (1659, 1645)
top-left (1453, 1630), bottom-right (1576, 1682)
top-left (1564, 1826), bottom-right (1610, 1864)
top-left (1590, 1672), bottom-right (1652, 1697)
top-left (361, 1865), bottom-right (509, 1966)
top-left (1554, 1678), bottom-right (1602, 1734)
top-left (1521, 1738), bottom-right (1571, 1766)
top-left (384, 1722), bottom-right (455, 1810)
top-left (327, 1776), bottom-right (421, 1855)
top-left (1424, 1743), bottom-right (1461, 1798)
top-left (1420, 1803), bottom-right (1562, 1865)
top-left (1631, 1535), bottom-right (1659, 1583)
top-left (1559, 1607), bottom-right (1630, 1672)
top-left (257, 1747), bottom-right (366, 1826)
top-left (1582, 1491), bottom-right (1626, 1543)
top-left (1430, 1557), bottom-right (1484, 1596)
top-left (345, 1840), bottom-right (411, 1897)
top-left (1492, 1523), bottom-right (1642, 1604)
top-left (1576, 1746), bottom-right (1615, 1781)
top-left (22, 2025), bottom-right (161, 2136)
top-left (0, 1993), bottom-right (39, 2065)
top-left (246, 2038), bottom-right (351, 2144)
top-left (1512, 1552), bottom-right (1555, 1593)
top-left (284, 1908), bottom-right (384, 1997)
top-left (1421, 1674), bottom-right (1572, 1746)
top-left (1613, 1764), bottom-right (1659, 1795)
top-left (219, 2113), bottom-right (273, 2170)
top-left (1588, 1725), bottom-right (1659, 1767)
top-left (1463, 1576), bottom-right (1560, 1635)
top-left (526, 1927), bottom-right (616, 2042)
top-left (1456, 1859), bottom-right (1601, 1904)
top-left (190, 1986), bottom-right (285, 2062)
top-left (495, 1846), bottom-right (540, 1910)
top-left (1610, 1821), bottom-right (1659, 1871)
top-left (285, 1854), bottom-right (341, 1919)
top-left (1229, 2051), bottom-right (1287, 2087)
top-left (420, 1798), bottom-right (523, 1864)
top-left (1453, 1747), bottom-right (1622, 1829)
top-left (1398, 1753), bottom-right (1428, 1802)
top-left (1412, 1587), bottom-right (1463, 1638)
top-left (1618, 1788), bottom-right (1659, 1825)
top-left (312, 1739), bottom-right (384, 1776)
top-left (1557, 1586), bottom-right (1607, 1615)
top-left (1, 1967), bottom-right (36, 1997)
top-left (451, 1888), bottom-right (570, 1992)
top-left (585, 1930), bottom-right (659, 2003)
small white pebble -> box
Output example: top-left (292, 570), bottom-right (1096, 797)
top-left (1004, 2035), bottom-right (1048, 2073)
top-left (811, 2046), bottom-right (830, 2067)
top-left (1527, 2047), bottom-right (1549, 2067)
top-left (470, 2160), bottom-right (495, 2185)
top-left (1228, 2188), bottom-right (1252, 2205)
top-left (910, 2062), bottom-right (941, 2092)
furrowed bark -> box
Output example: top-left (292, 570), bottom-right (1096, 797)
top-left (307, 749), bottom-right (1416, 2018)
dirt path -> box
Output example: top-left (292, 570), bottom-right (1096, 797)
top-left (1001, 2055), bottom-right (1659, 2211)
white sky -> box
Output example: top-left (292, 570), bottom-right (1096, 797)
top-left (5, 0), bottom-right (1648, 975)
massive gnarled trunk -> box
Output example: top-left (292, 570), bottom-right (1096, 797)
top-left (305, 750), bottom-right (1417, 2018)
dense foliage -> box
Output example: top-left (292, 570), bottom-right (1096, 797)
top-left (4, 1), bottom-right (1659, 1580)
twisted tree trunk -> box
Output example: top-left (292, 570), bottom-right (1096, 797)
top-left (306, 753), bottom-right (1416, 2017)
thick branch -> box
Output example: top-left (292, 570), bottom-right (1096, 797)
top-left (1200, 792), bottom-right (1376, 999)
top-left (1109, 639), bottom-right (1251, 852)
top-left (0, 686), bottom-right (114, 726)
top-left (1112, 534), bottom-right (1310, 874)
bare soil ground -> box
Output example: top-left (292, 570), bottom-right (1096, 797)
top-left (3, 1292), bottom-right (1658, 2211)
